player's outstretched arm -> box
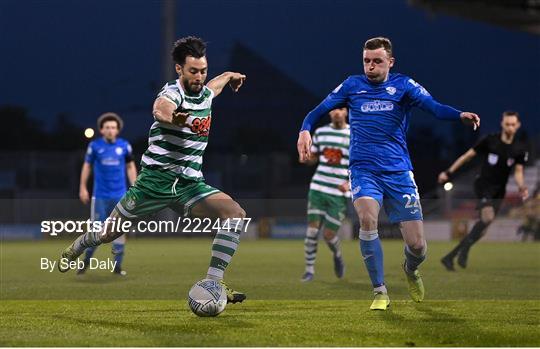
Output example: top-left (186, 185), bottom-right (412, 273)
top-left (207, 72), bottom-right (246, 97)
top-left (153, 97), bottom-right (189, 126)
top-left (406, 79), bottom-right (480, 130)
top-left (298, 78), bottom-right (351, 162)
top-left (438, 148), bottom-right (476, 183)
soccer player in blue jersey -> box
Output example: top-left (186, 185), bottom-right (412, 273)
top-left (78, 112), bottom-right (137, 275)
top-left (297, 37), bottom-right (480, 310)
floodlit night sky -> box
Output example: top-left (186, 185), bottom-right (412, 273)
top-left (1, 0), bottom-right (539, 140)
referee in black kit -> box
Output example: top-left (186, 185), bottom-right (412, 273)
top-left (438, 110), bottom-right (529, 271)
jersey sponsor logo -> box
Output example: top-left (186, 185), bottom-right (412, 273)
top-left (322, 148), bottom-right (343, 165)
top-left (507, 158), bottom-right (515, 167)
top-left (190, 116), bottom-right (212, 137)
top-left (101, 158), bottom-right (120, 166)
top-left (360, 100), bottom-right (394, 112)
top-left (488, 153), bottom-right (499, 165)
top-left (115, 147), bottom-right (123, 155)
top-left (386, 86), bottom-right (396, 95)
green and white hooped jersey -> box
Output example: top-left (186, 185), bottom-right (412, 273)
top-left (141, 80), bottom-right (214, 181)
top-left (310, 123), bottom-right (351, 198)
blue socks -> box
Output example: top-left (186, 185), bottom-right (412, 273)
top-left (83, 247), bottom-right (96, 264)
top-left (112, 243), bottom-right (125, 268)
top-left (79, 240), bottom-right (125, 270)
top-left (359, 229), bottom-right (385, 288)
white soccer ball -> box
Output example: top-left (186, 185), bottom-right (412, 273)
top-left (188, 279), bottom-right (227, 317)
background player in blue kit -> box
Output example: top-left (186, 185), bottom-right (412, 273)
top-left (297, 37), bottom-right (480, 310)
top-left (78, 112), bottom-right (137, 275)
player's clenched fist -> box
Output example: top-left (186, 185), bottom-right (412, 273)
top-left (297, 130), bottom-right (312, 163)
top-left (437, 171), bottom-right (450, 184)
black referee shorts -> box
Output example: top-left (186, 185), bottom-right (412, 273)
top-left (474, 178), bottom-right (505, 213)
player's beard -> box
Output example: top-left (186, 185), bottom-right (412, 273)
top-left (183, 80), bottom-right (203, 95)
top-left (189, 83), bottom-right (203, 94)
top-left (180, 77), bottom-right (203, 95)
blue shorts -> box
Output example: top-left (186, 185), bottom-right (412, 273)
top-left (91, 197), bottom-right (122, 222)
top-left (350, 168), bottom-right (423, 223)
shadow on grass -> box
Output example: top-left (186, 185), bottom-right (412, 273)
top-left (375, 301), bottom-right (538, 346)
top-left (54, 309), bottom-right (256, 336)
top-left (372, 302), bottom-right (469, 346)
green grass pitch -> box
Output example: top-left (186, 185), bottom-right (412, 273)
top-left (1, 238), bottom-right (539, 346)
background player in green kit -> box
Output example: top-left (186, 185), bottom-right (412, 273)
top-left (301, 107), bottom-right (350, 282)
top-left (58, 36), bottom-right (248, 303)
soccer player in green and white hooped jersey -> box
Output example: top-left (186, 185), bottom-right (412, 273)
top-left (58, 36), bottom-right (248, 303)
top-left (301, 107), bottom-right (350, 282)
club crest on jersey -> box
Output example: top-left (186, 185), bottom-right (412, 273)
top-left (115, 147), bottom-right (123, 155)
top-left (361, 100), bottom-right (394, 112)
top-left (386, 86), bottom-right (396, 95)
top-left (125, 198), bottom-right (135, 210)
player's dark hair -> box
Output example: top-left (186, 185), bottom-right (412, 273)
top-left (364, 37), bottom-right (393, 57)
top-left (502, 110), bottom-right (520, 120)
top-left (171, 36), bottom-right (207, 65)
top-left (97, 112), bottom-right (123, 130)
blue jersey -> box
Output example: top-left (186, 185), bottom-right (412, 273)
top-left (84, 137), bottom-right (133, 199)
top-left (301, 73), bottom-right (462, 172)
